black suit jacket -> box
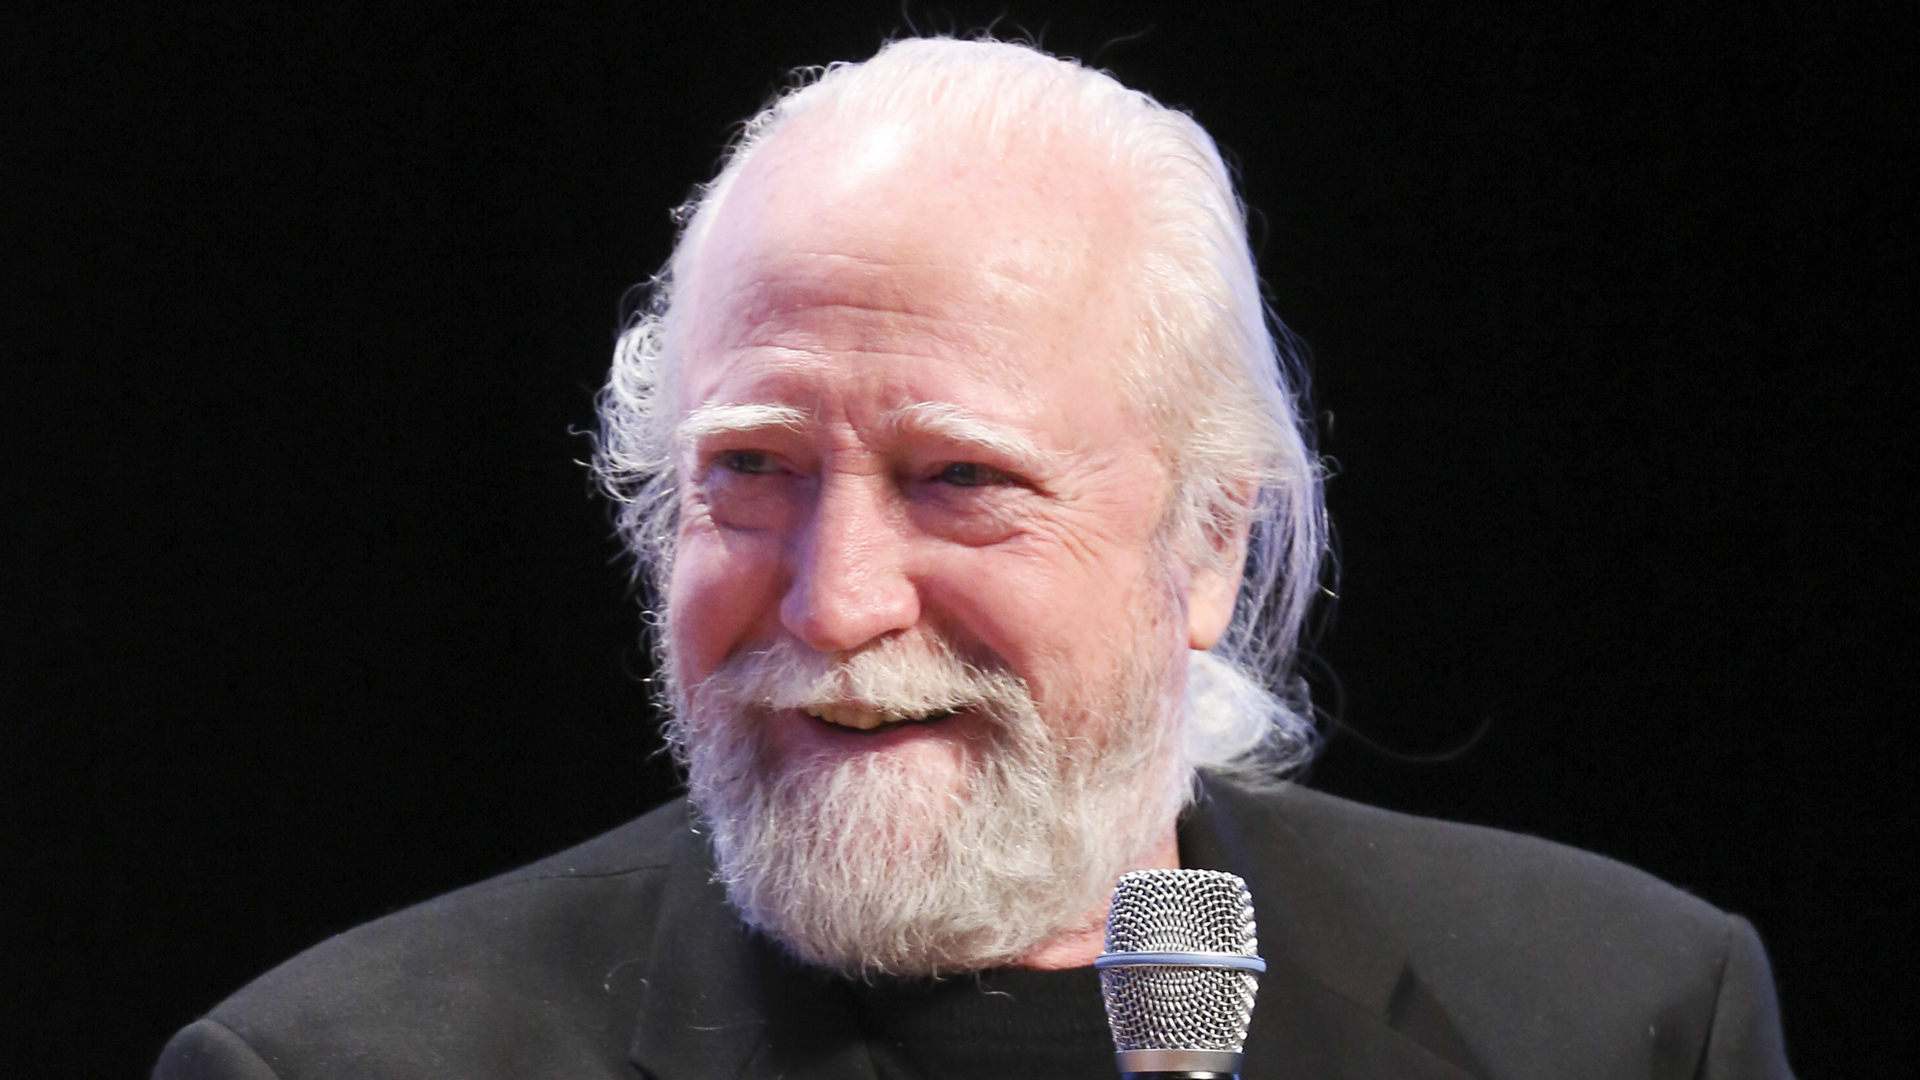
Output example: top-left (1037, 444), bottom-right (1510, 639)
top-left (154, 777), bottom-right (1793, 1079)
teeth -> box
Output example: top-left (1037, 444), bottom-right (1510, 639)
top-left (804, 703), bottom-right (904, 730)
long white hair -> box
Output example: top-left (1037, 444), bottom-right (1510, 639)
top-left (593, 36), bottom-right (1330, 779)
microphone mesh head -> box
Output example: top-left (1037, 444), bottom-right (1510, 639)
top-left (1099, 869), bottom-right (1261, 1053)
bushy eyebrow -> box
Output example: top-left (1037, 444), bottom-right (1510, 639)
top-left (879, 402), bottom-right (1059, 475)
top-left (676, 403), bottom-right (810, 449)
top-left (675, 400), bottom-right (1059, 475)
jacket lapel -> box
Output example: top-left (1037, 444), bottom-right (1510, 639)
top-left (1184, 777), bottom-right (1488, 1080)
top-left (624, 806), bottom-right (876, 1080)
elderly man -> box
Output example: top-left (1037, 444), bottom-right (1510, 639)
top-left (155, 38), bottom-right (1792, 1080)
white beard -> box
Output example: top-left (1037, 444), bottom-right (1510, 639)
top-left (667, 628), bottom-right (1192, 977)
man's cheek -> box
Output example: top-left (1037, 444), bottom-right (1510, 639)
top-left (670, 533), bottom-right (785, 677)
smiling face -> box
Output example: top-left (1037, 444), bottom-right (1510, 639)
top-left (661, 115), bottom-right (1223, 972)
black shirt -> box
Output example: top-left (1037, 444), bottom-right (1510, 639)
top-left (851, 967), bottom-right (1115, 1079)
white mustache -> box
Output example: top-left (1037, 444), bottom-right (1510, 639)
top-left (695, 634), bottom-right (1032, 723)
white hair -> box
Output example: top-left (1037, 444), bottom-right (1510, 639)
top-left (676, 630), bottom-right (1187, 976)
top-left (593, 36), bottom-right (1329, 778)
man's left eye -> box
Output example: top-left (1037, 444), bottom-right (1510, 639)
top-left (937, 462), bottom-right (1005, 487)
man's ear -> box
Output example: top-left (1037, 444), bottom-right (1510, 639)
top-left (1188, 558), bottom-right (1244, 650)
top-left (1186, 481), bottom-right (1254, 651)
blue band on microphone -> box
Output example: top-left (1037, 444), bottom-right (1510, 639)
top-left (1093, 950), bottom-right (1267, 974)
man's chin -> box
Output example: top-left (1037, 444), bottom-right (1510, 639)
top-left (673, 629), bottom-right (1192, 978)
top-left (696, 739), bottom-right (1182, 978)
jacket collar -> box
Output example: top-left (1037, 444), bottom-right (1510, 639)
top-left (628, 778), bottom-right (1483, 1080)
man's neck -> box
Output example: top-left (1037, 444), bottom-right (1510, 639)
top-left (1014, 824), bottom-right (1181, 969)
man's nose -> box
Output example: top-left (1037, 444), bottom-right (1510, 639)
top-left (779, 473), bottom-right (920, 653)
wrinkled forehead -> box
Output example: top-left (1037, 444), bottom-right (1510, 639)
top-left (674, 111), bottom-right (1145, 370)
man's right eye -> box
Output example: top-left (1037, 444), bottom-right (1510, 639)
top-left (720, 450), bottom-right (779, 475)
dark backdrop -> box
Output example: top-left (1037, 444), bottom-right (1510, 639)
top-left (11, 2), bottom-right (1912, 1075)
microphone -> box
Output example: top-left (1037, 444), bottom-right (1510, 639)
top-left (1095, 869), bottom-right (1266, 1080)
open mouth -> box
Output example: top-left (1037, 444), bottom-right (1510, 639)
top-left (803, 703), bottom-right (960, 732)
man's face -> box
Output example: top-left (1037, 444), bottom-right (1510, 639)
top-left (669, 120), bottom-right (1202, 779)
top-left (661, 119), bottom-right (1214, 970)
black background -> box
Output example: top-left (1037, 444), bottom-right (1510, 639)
top-left (10, 2), bottom-right (1913, 1076)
